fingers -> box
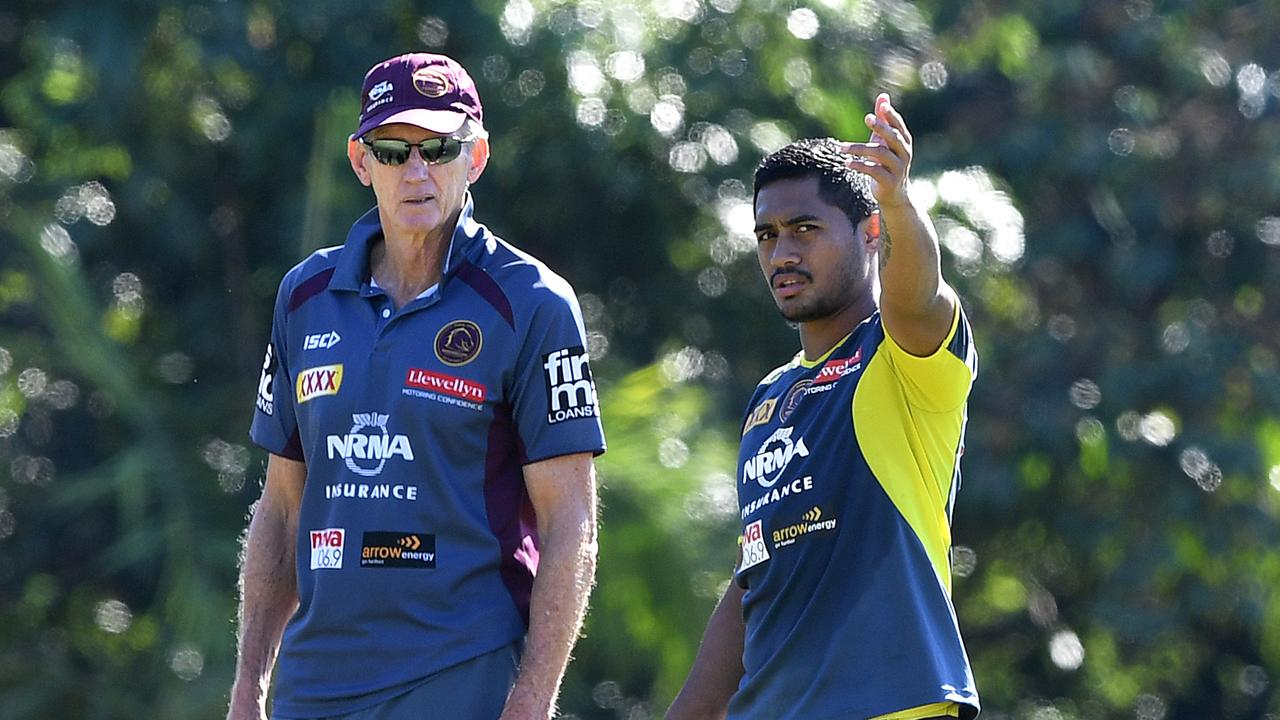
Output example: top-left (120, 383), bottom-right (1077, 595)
top-left (874, 93), bottom-right (913, 146)
top-left (841, 140), bottom-right (903, 177)
top-left (843, 156), bottom-right (893, 187)
top-left (841, 94), bottom-right (916, 204)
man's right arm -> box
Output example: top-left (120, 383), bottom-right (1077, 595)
top-left (227, 453), bottom-right (306, 720)
top-left (666, 580), bottom-right (746, 720)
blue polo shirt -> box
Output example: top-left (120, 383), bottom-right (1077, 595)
top-left (249, 197), bottom-right (606, 718)
top-left (731, 308), bottom-right (979, 720)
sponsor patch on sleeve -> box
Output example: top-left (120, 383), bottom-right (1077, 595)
top-left (542, 346), bottom-right (599, 424)
top-left (256, 342), bottom-right (276, 415)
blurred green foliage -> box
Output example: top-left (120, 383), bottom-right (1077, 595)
top-left (1, 1), bottom-right (1279, 718)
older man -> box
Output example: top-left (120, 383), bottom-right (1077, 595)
top-left (228, 53), bottom-right (604, 720)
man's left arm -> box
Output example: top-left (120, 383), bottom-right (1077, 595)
top-left (500, 451), bottom-right (599, 720)
top-left (845, 92), bottom-right (957, 356)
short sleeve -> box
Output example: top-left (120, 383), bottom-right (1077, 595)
top-left (879, 302), bottom-right (978, 413)
top-left (510, 289), bottom-right (607, 464)
top-left (249, 279), bottom-right (303, 460)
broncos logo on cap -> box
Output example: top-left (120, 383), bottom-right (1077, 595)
top-left (413, 67), bottom-right (452, 98)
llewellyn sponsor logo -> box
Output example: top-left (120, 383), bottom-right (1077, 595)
top-left (813, 348), bottom-right (862, 385)
top-left (405, 368), bottom-right (486, 403)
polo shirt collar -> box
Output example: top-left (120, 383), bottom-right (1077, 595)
top-left (328, 193), bottom-right (485, 293)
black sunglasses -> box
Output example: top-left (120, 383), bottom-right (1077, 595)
top-left (359, 136), bottom-right (466, 166)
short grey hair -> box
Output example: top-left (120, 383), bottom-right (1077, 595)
top-left (458, 117), bottom-right (488, 141)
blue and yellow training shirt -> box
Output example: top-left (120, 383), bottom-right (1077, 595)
top-left (731, 307), bottom-right (980, 720)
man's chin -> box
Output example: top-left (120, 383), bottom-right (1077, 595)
top-left (776, 298), bottom-right (841, 324)
top-left (776, 303), bottom-right (816, 324)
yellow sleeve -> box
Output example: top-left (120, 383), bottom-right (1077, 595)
top-left (870, 700), bottom-right (960, 719)
top-left (879, 304), bottom-right (977, 413)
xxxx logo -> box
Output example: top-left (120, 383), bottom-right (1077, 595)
top-left (742, 398), bottom-right (777, 436)
top-left (297, 364), bottom-right (343, 403)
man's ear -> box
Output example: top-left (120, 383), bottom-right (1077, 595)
top-left (348, 138), bottom-right (372, 187)
top-left (864, 211), bottom-right (881, 249)
top-left (466, 137), bottom-right (490, 184)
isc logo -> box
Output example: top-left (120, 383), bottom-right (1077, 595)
top-left (303, 331), bottom-right (341, 350)
top-left (309, 527), bottom-right (344, 570)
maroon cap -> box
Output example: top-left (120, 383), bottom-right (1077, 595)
top-left (354, 53), bottom-right (483, 139)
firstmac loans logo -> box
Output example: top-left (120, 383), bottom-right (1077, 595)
top-left (542, 346), bottom-right (598, 424)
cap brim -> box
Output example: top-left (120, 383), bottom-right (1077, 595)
top-left (354, 109), bottom-right (468, 139)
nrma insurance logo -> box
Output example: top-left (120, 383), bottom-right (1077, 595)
top-left (326, 412), bottom-right (414, 477)
top-left (742, 426), bottom-right (809, 488)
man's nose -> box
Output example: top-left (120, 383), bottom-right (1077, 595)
top-left (770, 233), bottom-right (801, 267)
top-left (402, 147), bottom-right (432, 178)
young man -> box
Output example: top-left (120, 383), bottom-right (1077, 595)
top-left (227, 53), bottom-right (605, 720)
top-left (668, 95), bottom-right (980, 719)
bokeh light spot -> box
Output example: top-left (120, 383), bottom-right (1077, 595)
top-left (697, 267), bottom-right (727, 297)
top-left (661, 347), bottom-right (704, 383)
top-left (416, 16), bottom-right (448, 47)
top-left (40, 224), bottom-right (79, 266)
top-left (1257, 217), bottom-right (1280, 246)
top-left (669, 141), bottom-right (708, 173)
top-left (920, 61), bottom-right (948, 90)
top-left (1138, 411), bottom-right (1176, 447)
top-left (1048, 629), bottom-right (1084, 670)
top-left (787, 8), bottom-right (820, 39)
top-left (658, 437), bottom-right (690, 468)
top-left (576, 97), bottom-right (607, 128)
top-left (650, 96), bottom-right (685, 136)
top-left (17, 368), bottom-right (47, 399)
top-left (1133, 693), bottom-right (1167, 720)
top-left (93, 599), bottom-right (132, 634)
top-left (606, 51), bottom-right (645, 83)
top-left (170, 644), bottom-right (205, 681)
top-left (1068, 379), bottom-right (1101, 409)
top-left (951, 545), bottom-right (977, 577)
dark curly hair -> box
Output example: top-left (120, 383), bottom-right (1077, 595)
top-left (753, 137), bottom-right (877, 230)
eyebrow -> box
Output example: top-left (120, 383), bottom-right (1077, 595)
top-left (754, 214), bottom-right (822, 233)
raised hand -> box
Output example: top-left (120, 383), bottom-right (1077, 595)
top-left (842, 93), bottom-right (914, 209)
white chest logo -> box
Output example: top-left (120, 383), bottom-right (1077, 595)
top-left (325, 413), bottom-right (414, 477)
top-left (743, 426), bottom-right (809, 488)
